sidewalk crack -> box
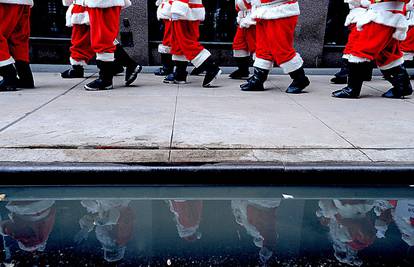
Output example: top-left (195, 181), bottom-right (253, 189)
top-left (168, 85), bottom-right (179, 163)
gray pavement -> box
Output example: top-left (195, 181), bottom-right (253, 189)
top-left (0, 70), bottom-right (413, 164)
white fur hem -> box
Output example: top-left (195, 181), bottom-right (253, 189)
top-left (191, 49), bottom-right (211, 68)
top-left (171, 0), bottom-right (189, 17)
top-left (342, 54), bottom-right (351, 60)
top-left (158, 44), bottom-right (171, 54)
top-left (379, 57), bottom-right (404, 70)
top-left (157, 2), bottom-right (172, 20)
top-left (253, 57), bottom-right (273, 70)
top-left (280, 53), bottom-right (303, 73)
top-left (0, 57), bottom-right (15, 67)
top-left (84, 0), bottom-right (130, 8)
top-left (233, 50), bottom-right (250, 57)
top-left (70, 11), bottom-right (90, 25)
top-left (62, 0), bottom-right (73, 6)
top-left (403, 52), bottom-right (414, 61)
top-left (0, 0), bottom-right (34, 6)
top-left (96, 52), bottom-right (115, 61)
top-left (251, 2), bottom-right (300, 20)
top-left (348, 55), bottom-right (371, 63)
top-left (172, 54), bottom-right (189, 62)
top-left (70, 57), bottom-right (87, 66)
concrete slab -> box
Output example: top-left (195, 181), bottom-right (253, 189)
top-left (362, 149), bottom-right (414, 162)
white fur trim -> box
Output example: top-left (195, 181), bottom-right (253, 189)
top-left (0, 57), bottom-right (15, 67)
top-left (191, 49), bottom-right (211, 68)
top-left (170, 0), bottom-right (205, 21)
top-left (172, 54), bottom-right (189, 62)
top-left (84, 0), bottom-right (130, 8)
top-left (70, 57), bottom-right (87, 66)
top-left (279, 53), bottom-right (303, 73)
top-left (62, 0), bottom-right (73, 6)
top-left (157, 1), bottom-right (171, 20)
top-left (171, 0), bottom-right (190, 17)
top-left (348, 55), bottom-right (371, 63)
top-left (158, 44), bottom-right (171, 54)
top-left (0, 0), bottom-right (33, 6)
top-left (96, 52), bottom-right (115, 61)
top-left (251, 2), bottom-right (300, 20)
top-left (333, 199), bottom-right (374, 218)
top-left (254, 57), bottom-right (273, 70)
top-left (356, 10), bottom-right (409, 41)
top-left (5, 201), bottom-right (55, 216)
top-left (403, 52), bottom-right (414, 61)
top-left (70, 11), bottom-right (90, 26)
top-left (379, 57), bottom-right (404, 70)
top-left (344, 7), bottom-right (366, 26)
top-left (65, 4), bottom-right (74, 27)
top-left (233, 49), bottom-right (250, 57)
top-left (342, 54), bottom-right (351, 60)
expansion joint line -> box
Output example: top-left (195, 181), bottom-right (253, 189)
top-left (168, 85), bottom-right (180, 162)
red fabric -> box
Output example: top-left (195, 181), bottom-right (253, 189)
top-left (170, 20), bottom-right (204, 61)
top-left (87, 6), bottom-right (121, 58)
top-left (232, 26), bottom-right (256, 54)
top-left (246, 205), bottom-right (277, 248)
top-left (343, 24), bottom-right (358, 56)
top-left (348, 22), bottom-right (403, 68)
top-left (170, 200), bottom-right (203, 229)
top-left (255, 16), bottom-right (298, 66)
top-left (401, 26), bottom-right (414, 53)
top-left (162, 19), bottom-right (173, 49)
top-left (0, 3), bottom-right (31, 63)
top-left (70, 24), bottom-right (95, 63)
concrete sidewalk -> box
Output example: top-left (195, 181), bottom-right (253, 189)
top-left (0, 71), bottom-right (413, 164)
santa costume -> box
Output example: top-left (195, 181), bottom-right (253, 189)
top-left (0, 201), bottom-right (56, 252)
top-left (332, 0), bottom-right (413, 99)
top-left (154, 0), bottom-right (174, 76)
top-left (163, 0), bottom-right (222, 87)
top-left (230, 0), bottom-right (256, 79)
top-left (0, 0), bottom-right (35, 91)
top-left (168, 200), bottom-right (203, 241)
top-left (240, 0), bottom-right (310, 93)
top-left (400, 1), bottom-right (414, 78)
top-left (231, 200), bottom-right (280, 265)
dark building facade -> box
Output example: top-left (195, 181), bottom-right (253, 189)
top-left (30, 0), bottom-right (349, 67)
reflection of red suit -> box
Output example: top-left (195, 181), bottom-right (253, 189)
top-left (233, 0), bottom-right (256, 58)
top-left (0, 0), bottom-right (33, 67)
top-left (0, 201), bottom-right (56, 252)
top-left (232, 200), bottom-right (281, 264)
top-left (157, 0), bottom-right (173, 55)
top-left (168, 200), bottom-right (203, 241)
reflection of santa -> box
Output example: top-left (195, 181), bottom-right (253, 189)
top-left (231, 200), bottom-right (281, 264)
top-left (77, 200), bottom-right (134, 262)
top-left (0, 201), bottom-right (56, 252)
top-left (168, 200), bottom-right (203, 242)
top-left (317, 200), bottom-right (376, 267)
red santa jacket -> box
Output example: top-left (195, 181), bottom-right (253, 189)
top-left (62, 0), bottom-right (131, 8)
top-left (0, 0), bottom-right (33, 6)
top-left (250, 0), bottom-right (300, 20)
top-left (170, 0), bottom-right (205, 21)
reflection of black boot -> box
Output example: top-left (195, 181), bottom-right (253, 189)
top-left (0, 64), bottom-right (19, 92)
top-left (61, 65), bottom-right (84, 79)
top-left (229, 56), bottom-right (250, 79)
top-left (240, 67), bottom-right (269, 91)
top-left (286, 67), bottom-right (310, 94)
top-left (115, 44), bottom-right (142, 86)
top-left (84, 60), bottom-right (114, 91)
top-left (15, 61), bottom-right (35, 88)
top-left (198, 56), bottom-right (221, 87)
top-left (332, 62), bottom-right (369, 98)
top-left (155, 53), bottom-right (173, 76)
top-left (331, 59), bottom-right (349, 84)
top-left (381, 65), bottom-right (413, 98)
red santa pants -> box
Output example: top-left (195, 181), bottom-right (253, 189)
top-left (0, 3), bottom-right (31, 67)
top-left (401, 26), bottom-right (414, 61)
top-left (170, 20), bottom-right (211, 68)
top-left (70, 24), bottom-right (95, 65)
top-left (347, 22), bottom-right (403, 70)
top-left (159, 19), bottom-right (173, 54)
top-left (233, 26), bottom-right (256, 57)
top-left (254, 16), bottom-right (303, 73)
top-left (343, 24), bottom-right (358, 59)
top-left (86, 6), bottom-right (121, 62)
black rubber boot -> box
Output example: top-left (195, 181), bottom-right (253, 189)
top-left (198, 56), bottom-right (221, 87)
top-left (15, 61), bottom-right (35, 88)
top-left (115, 44), bottom-right (142, 86)
top-left (332, 62), bottom-right (369, 98)
top-left (190, 66), bottom-right (204, 76)
top-left (155, 53), bottom-right (174, 76)
top-left (0, 64), bottom-right (19, 92)
top-left (84, 60), bottom-right (114, 91)
top-left (381, 65), bottom-right (413, 98)
top-left (286, 67), bottom-right (310, 94)
top-left (113, 63), bottom-right (124, 75)
top-left (240, 67), bottom-right (269, 91)
top-left (61, 65), bottom-right (84, 79)
top-left (229, 57), bottom-right (250, 79)
top-left (331, 59), bottom-right (349, 84)
top-left (164, 61), bottom-right (188, 84)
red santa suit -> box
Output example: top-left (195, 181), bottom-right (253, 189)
top-left (233, 0), bottom-right (256, 58)
top-left (157, 0), bottom-right (173, 55)
top-left (168, 200), bottom-right (203, 241)
top-left (0, 201), bottom-right (56, 252)
top-left (0, 0), bottom-right (33, 67)
top-left (401, 1), bottom-right (414, 61)
top-left (231, 200), bottom-right (281, 264)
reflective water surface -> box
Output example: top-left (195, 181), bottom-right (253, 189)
top-left (1, 198), bottom-right (413, 266)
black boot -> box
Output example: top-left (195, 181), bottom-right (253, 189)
top-left (198, 56), bottom-right (221, 87)
top-left (229, 57), bottom-right (250, 79)
top-left (113, 63), bottom-right (124, 75)
top-left (332, 62), bottom-right (369, 98)
top-left (190, 66), bottom-right (205, 76)
top-left (240, 67), bottom-right (269, 91)
top-left (15, 61), bottom-right (35, 88)
top-left (61, 65), bottom-right (84, 79)
top-left (0, 64), bottom-right (18, 92)
top-left (331, 59), bottom-right (349, 84)
top-left (164, 61), bottom-right (188, 84)
top-left (286, 67), bottom-right (310, 94)
top-left (115, 44), bottom-right (142, 86)
top-left (84, 60), bottom-right (114, 91)
top-left (155, 53), bottom-right (173, 76)
top-left (381, 65), bottom-right (413, 98)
